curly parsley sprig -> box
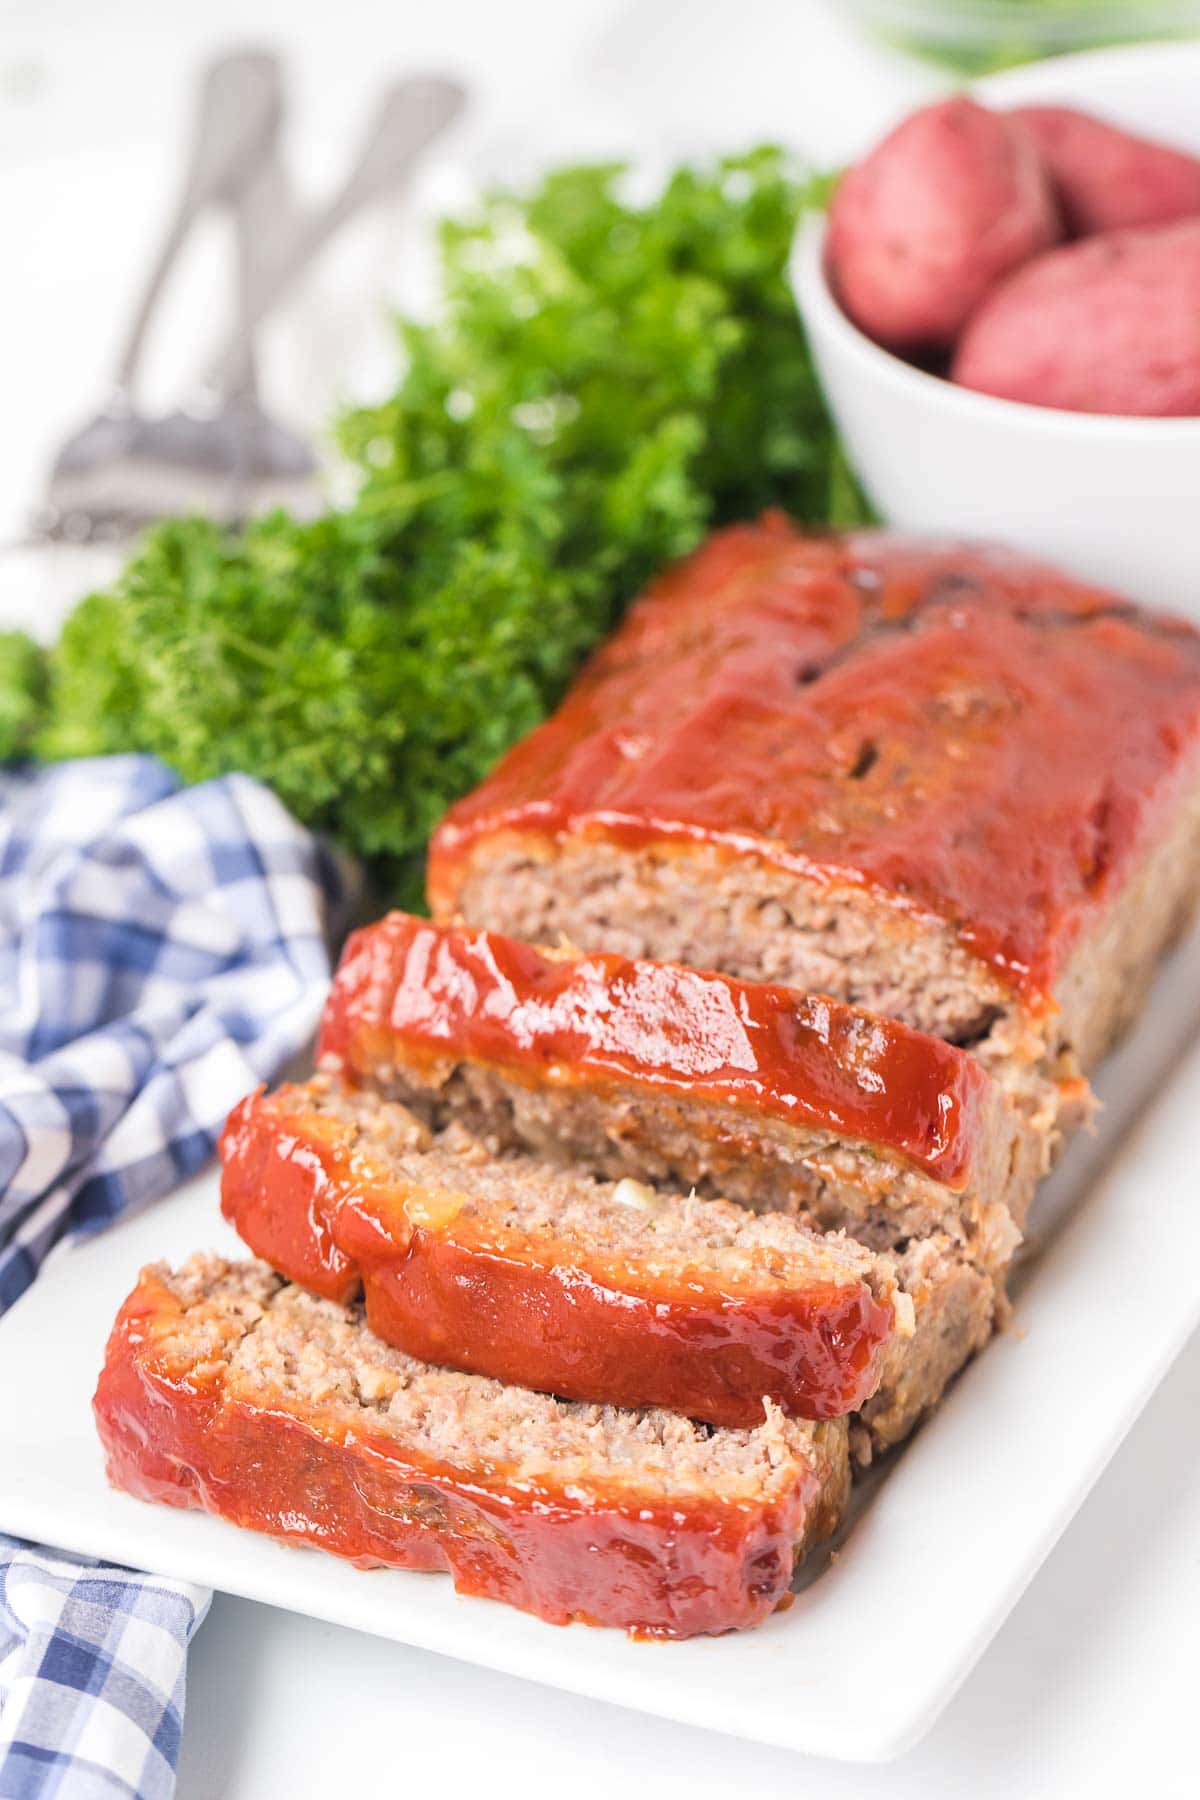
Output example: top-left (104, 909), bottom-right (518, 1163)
top-left (20, 147), bottom-right (865, 901)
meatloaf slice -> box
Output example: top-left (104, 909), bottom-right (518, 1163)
top-left (317, 911), bottom-right (1034, 1265)
top-left (429, 519), bottom-right (1200, 1106)
top-left (94, 1256), bottom-right (850, 1638)
top-left (220, 1077), bottom-right (907, 1428)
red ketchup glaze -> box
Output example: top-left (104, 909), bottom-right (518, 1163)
top-left (219, 1089), bottom-right (895, 1427)
top-left (318, 912), bottom-right (993, 1188)
top-left (428, 517), bottom-right (1200, 1004)
top-left (93, 1270), bottom-right (823, 1637)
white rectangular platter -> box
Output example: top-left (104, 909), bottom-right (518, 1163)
top-left (2, 927), bottom-right (1199, 1764)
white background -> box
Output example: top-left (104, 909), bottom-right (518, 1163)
top-left (2, 2), bottom-right (1197, 1794)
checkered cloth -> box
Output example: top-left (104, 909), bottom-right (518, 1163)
top-left (0, 754), bottom-right (345, 1310)
top-left (0, 1538), bottom-right (210, 1800)
top-left (0, 754), bottom-right (348, 1797)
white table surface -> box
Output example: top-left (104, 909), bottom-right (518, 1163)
top-left (2, 3), bottom-right (1197, 1793)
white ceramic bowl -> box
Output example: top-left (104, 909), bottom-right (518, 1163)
top-left (791, 42), bottom-right (1200, 615)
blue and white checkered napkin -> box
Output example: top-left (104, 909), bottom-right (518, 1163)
top-left (0, 1537), bottom-right (209, 1800)
top-left (0, 753), bottom-right (348, 1797)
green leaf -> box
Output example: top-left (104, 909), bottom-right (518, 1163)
top-left (0, 631), bottom-right (48, 762)
top-left (35, 145), bottom-right (850, 896)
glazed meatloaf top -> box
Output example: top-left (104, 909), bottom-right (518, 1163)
top-left (319, 912), bottom-right (1000, 1190)
top-left (428, 517), bottom-right (1200, 1016)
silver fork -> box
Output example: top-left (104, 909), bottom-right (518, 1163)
top-left (92, 144), bottom-right (324, 535)
top-left (200, 74), bottom-right (467, 402)
top-left (31, 70), bottom-right (467, 546)
top-left (33, 48), bottom-right (287, 544)
top-left (171, 73), bottom-right (468, 529)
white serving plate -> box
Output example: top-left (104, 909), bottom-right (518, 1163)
top-left (2, 926), bottom-right (1199, 1764)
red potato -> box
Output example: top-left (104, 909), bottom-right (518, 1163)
top-left (826, 97), bottom-right (1060, 353)
top-left (952, 220), bottom-right (1200, 416)
top-left (1012, 105), bottom-right (1200, 236)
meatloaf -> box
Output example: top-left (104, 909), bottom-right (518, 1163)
top-left (220, 1076), bottom-right (909, 1427)
top-left (94, 1256), bottom-right (850, 1638)
top-left (220, 1077), bottom-right (1002, 1455)
top-left (317, 911), bottom-right (1035, 1263)
top-left (429, 519), bottom-right (1200, 1110)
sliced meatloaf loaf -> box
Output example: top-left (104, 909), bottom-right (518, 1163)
top-left (429, 519), bottom-right (1200, 1113)
top-left (219, 1078), bottom-right (999, 1454)
top-left (94, 1256), bottom-right (850, 1638)
top-left (220, 1077), bottom-right (906, 1427)
top-left (316, 912), bottom-right (1035, 1265)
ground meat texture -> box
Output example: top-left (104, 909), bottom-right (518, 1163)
top-left (93, 1256), bottom-right (851, 1639)
top-left (429, 520), bottom-right (1200, 1104)
top-left (219, 1078), bottom-right (906, 1427)
top-left (316, 911), bottom-right (1036, 1266)
top-left (851, 1234), bottom-right (1000, 1463)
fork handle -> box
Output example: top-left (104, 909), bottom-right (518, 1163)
top-left (112, 47), bottom-right (284, 399)
top-left (204, 75), bottom-right (466, 398)
top-left (224, 149), bottom-right (299, 406)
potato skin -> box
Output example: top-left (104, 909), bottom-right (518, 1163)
top-left (827, 97), bottom-right (1060, 353)
top-left (952, 221), bottom-right (1200, 416)
top-left (1013, 106), bottom-right (1200, 236)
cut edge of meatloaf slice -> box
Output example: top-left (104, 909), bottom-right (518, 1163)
top-left (441, 835), bottom-right (1013, 1050)
top-left (219, 1077), bottom-right (910, 1428)
top-left (93, 1255), bottom-right (851, 1638)
top-left (435, 796), bottom-right (1200, 1113)
top-left (851, 1233), bottom-right (1000, 1467)
top-left (316, 913), bottom-right (1037, 1264)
